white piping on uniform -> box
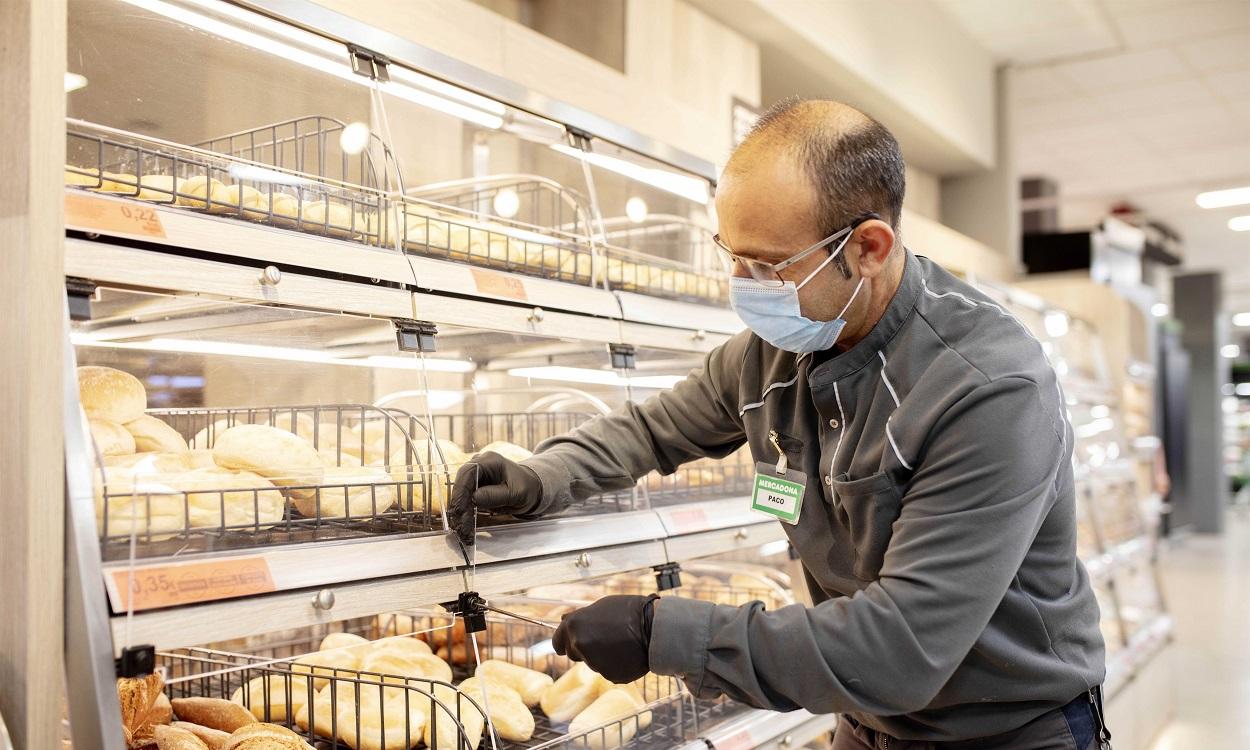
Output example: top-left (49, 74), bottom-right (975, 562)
top-left (877, 350), bottom-right (900, 407)
top-left (921, 278), bottom-right (1036, 341)
top-left (885, 419), bottom-right (913, 470)
top-left (831, 381), bottom-right (847, 472)
top-left (739, 374), bottom-right (799, 416)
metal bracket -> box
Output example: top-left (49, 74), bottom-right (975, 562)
top-left (113, 644), bottom-right (155, 679)
top-left (393, 318), bottom-right (438, 353)
top-left (441, 591), bottom-right (487, 634)
top-left (609, 343), bottom-right (637, 370)
top-left (653, 562), bottom-right (682, 591)
top-left (66, 277), bottom-right (97, 321)
top-left (347, 44), bottom-right (391, 82)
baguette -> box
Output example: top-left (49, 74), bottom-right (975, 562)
top-left (540, 662), bottom-right (607, 723)
top-left (474, 659), bottom-right (553, 707)
top-left (457, 677), bottom-right (534, 742)
top-left (171, 697), bottom-right (257, 733)
top-left (567, 687), bottom-right (650, 750)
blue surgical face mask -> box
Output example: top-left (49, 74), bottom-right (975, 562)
top-left (729, 231), bottom-right (865, 354)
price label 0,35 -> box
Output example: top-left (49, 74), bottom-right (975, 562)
top-left (108, 557), bottom-right (275, 612)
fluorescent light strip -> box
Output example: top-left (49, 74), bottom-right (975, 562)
top-left (117, 0), bottom-right (501, 130)
top-left (1196, 186), bottom-right (1250, 209)
top-left (507, 365), bottom-right (684, 389)
top-left (65, 72), bottom-right (88, 92)
top-left (550, 144), bottom-right (709, 204)
top-left (1229, 215), bottom-right (1250, 232)
top-left (71, 333), bottom-right (474, 372)
top-left (388, 66), bottom-right (506, 117)
top-left (1221, 344), bottom-right (1241, 359)
top-left (1233, 312), bottom-right (1250, 327)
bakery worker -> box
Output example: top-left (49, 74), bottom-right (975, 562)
top-left (450, 99), bottom-right (1109, 749)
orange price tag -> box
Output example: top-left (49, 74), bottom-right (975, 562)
top-left (110, 557), bottom-right (275, 612)
top-left (471, 268), bottom-right (528, 302)
top-left (667, 507), bottom-right (710, 534)
top-left (65, 192), bottom-right (166, 238)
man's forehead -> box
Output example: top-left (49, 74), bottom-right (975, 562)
top-left (715, 159), bottom-right (819, 260)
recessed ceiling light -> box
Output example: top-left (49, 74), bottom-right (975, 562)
top-left (1229, 215), bottom-right (1250, 232)
top-left (1197, 186), bottom-right (1250, 209)
top-left (1150, 303), bottom-right (1169, 318)
top-left (1233, 312), bottom-right (1250, 327)
top-left (64, 72), bottom-right (88, 92)
top-left (1221, 344), bottom-right (1241, 359)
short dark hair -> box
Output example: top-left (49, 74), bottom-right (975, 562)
top-left (741, 98), bottom-right (906, 274)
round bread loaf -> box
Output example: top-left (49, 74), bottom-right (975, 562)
top-left (90, 419), bottom-right (137, 457)
top-left (229, 675), bottom-right (312, 722)
top-left (78, 366), bottom-right (147, 423)
top-left (212, 425), bottom-right (323, 489)
top-left (125, 414), bottom-right (190, 453)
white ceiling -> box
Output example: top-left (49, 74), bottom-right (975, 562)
top-left (938, 0), bottom-right (1250, 312)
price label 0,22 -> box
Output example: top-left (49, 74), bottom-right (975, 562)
top-left (109, 557), bottom-right (275, 612)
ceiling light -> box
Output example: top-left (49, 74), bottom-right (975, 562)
top-left (1043, 311), bottom-right (1069, 338)
top-left (1233, 312), bottom-right (1250, 327)
top-left (339, 122), bottom-right (371, 155)
top-left (1150, 303), bottom-right (1169, 318)
top-left (1229, 215), bottom-right (1250, 232)
top-left (64, 72), bottom-right (88, 92)
top-left (1196, 186), bottom-right (1250, 209)
top-left (1221, 344), bottom-right (1241, 359)
top-left (507, 366), bottom-right (684, 389)
top-left (625, 196), bottom-right (649, 223)
top-left (1237, 383), bottom-right (1250, 397)
top-left (493, 188), bottom-right (520, 219)
top-left (551, 144), bottom-right (709, 204)
top-left (1090, 405), bottom-right (1111, 419)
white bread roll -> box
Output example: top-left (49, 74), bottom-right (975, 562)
top-left (292, 465), bottom-right (395, 519)
top-left (320, 449), bottom-right (362, 468)
top-left (336, 691), bottom-right (428, 750)
top-left (540, 662), bottom-right (607, 723)
top-left (257, 412), bottom-right (316, 443)
top-left (457, 676), bottom-right (534, 742)
top-left (212, 425), bottom-right (323, 490)
top-left (358, 419), bottom-right (416, 465)
top-left (93, 468), bottom-right (186, 539)
top-left (65, 165), bottom-right (101, 187)
top-left (175, 468), bottom-right (286, 531)
top-left (474, 441), bottom-right (532, 463)
top-left (268, 193), bottom-right (300, 225)
top-left (630, 672), bottom-right (679, 702)
top-left (187, 449), bottom-right (218, 469)
top-left (290, 648), bottom-right (360, 690)
top-left (223, 720), bottom-right (314, 749)
top-left (229, 674), bottom-right (312, 722)
top-left (300, 201), bottom-right (355, 235)
top-left (359, 649), bottom-right (452, 685)
top-left (89, 419), bottom-right (137, 457)
top-left (191, 420), bottom-right (231, 449)
top-left (367, 635), bottom-right (432, 658)
top-left (421, 683), bottom-right (484, 750)
top-left (78, 366), bottom-right (147, 423)
top-left (125, 414), bottom-right (190, 453)
top-left (104, 451), bottom-right (192, 474)
top-left (568, 687), bottom-right (649, 750)
top-left (383, 439), bottom-right (467, 514)
top-left (320, 632), bottom-right (372, 660)
top-left (211, 184), bottom-right (263, 215)
top-left (474, 660), bottom-right (552, 708)
top-left (175, 176), bottom-right (224, 210)
top-left (309, 422), bottom-right (365, 460)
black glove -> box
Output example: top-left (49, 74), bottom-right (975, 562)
top-left (449, 451), bottom-right (543, 547)
top-left (552, 594), bottom-right (659, 684)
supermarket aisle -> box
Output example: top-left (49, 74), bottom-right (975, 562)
top-left (1149, 510), bottom-right (1250, 749)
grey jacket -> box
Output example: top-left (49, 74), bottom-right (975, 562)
top-left (522, 251), bottom-right (1105, 741)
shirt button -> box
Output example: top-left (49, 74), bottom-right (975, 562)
top-left (828, 418), bottom-right (839, 429)
top-left (824, 475), bottom-right (832, 486)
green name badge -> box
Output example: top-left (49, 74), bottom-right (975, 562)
top-left (751, 461), bottom-right (806, 524)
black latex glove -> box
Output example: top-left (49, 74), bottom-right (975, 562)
top-left (552, 594), bottom-right (659, 683)
top-left (449, 450), bottom-right (543, 547)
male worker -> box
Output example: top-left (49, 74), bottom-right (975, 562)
top-left (450, 99), bottom-right (1109, 749)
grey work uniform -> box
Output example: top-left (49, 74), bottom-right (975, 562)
top-left (522, 250), bottom-right (1105, 742)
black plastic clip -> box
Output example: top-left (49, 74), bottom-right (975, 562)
top-left (609, 343), bottom-right (637, 370)
top-left (114, 644), bottom-right (156, 678)
top-left (347, 44), bottom-right (391, 81)
top-left (653, 562), bottom-right (682, 591)
top-left (787, 542), bottom-right (801, 561)
top-left (441, 591), bottom-right (487, 634)
top-left (393, 318), bottom-right (438, 353)
top-left (66, 276), bottom-right (97, 322)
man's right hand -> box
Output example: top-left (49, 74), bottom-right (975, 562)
top-left (449, 451), bottom-right (544, 548)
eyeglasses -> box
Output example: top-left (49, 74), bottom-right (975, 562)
top-left (713, 212), bottom-right (880, 285)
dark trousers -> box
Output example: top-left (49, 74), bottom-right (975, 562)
top-left (832, 694), bottom-right (1101, 750)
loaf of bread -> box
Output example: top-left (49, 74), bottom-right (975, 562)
top-left (474, 660), bottom-right (552, 708)
top-left (457, 676), bottom-right (534, 742)
top-left (117, 672), bottom-right (169, 746)
top-left (171, 697), bottom-right (257, 733)
top-left (421, 683), bottom-right (484, 750)
top-left (90, 418), bottom-right (137, 457)
top-left (229, 674), bottom-right (312, 722)
top-left (540, 662), bottom-right (608, 723)
top-left (568, 687), bottom-right (650, 750)
top-left (359, 649), bottom-right (452, 685)
top-left (79, 366), bottom-right (147, 423)
top-left (105, 451), bottom-right (192, 474)
top-left (222, 722), bottom-right (313, 750)
top-left (172, 721), bottom-right (230, 749)
top-left (153, 724), bottom-right (211, 750)
top-left (474, 441), bottom-right (532, 464)
top-left (212, 425), bottom-right (323, 489)
top-left (336, 691), bottom-right (428, 750)
top-left (293, 465), bottom-right (395, 518)
top-left (123, 414), bottom-right (189, 453)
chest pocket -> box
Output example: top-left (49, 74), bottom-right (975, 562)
top-left (830, 471), bottom-right (902, 581)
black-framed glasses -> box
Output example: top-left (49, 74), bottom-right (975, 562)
top-left (713, 212), bottom-right (880, 285)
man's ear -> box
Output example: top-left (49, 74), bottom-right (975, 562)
top-left (853, 220), bottom-right (896, 279)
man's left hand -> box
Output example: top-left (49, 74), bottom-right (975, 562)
top-left (552, 594), bottom-right (659, 683)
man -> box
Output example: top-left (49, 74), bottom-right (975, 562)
top-left (450, 99), bottom-right (1108, 748)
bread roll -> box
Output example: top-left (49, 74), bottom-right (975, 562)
top-left (484, 645), bottom-right (550, 673)
top-left (457, 676), bottom-right (534, 742)
top-left (78, 366), bottom-right (147, 423)
top-left (105, 451), bottom-right (191, 474)
top-left (421, 683), bottom-right (484, 750)
top-left (359, 649), bottom-right (452, 685)
top-left (153, 724), bottom-right (211, 750)
top-left (371, 612), bottom-right (425, 639)
top-left (176, 468), bottom-right (286, 531)
top-left (367, 635), bottom-right (432, 658)
top-left (212, 425), bottom-right (323, 489)
top-left (90, 418), bottom-right (137, 457)
top-left (296, 682), bottom-right (396, 740)
top-left (384, 439), bottom-right (467, 514)
top-left (291, 647), bottom-right (360, 689)
top-left (229, 675), bottom-right (312, 723)
top-left (540, 662), bottom-right (607, 723)
top-left (300, 201), bottom-right (356, 235)
top-left (171, 722), bottom-right (230, 750)
top-left (211, 184), bottom-right (263, 215)
top-left (568, 687), bottom-right (649, 750)
top-left (630, 672), bottom-right (679, 702)
top-left (321, 632), bottom-right (372, 656)
top-left (336, 692), bottom-right (428, 750)
top-left (474, 660), bottom-right (552, 708)
top-left (171, 697), bottom-right (257, 733)
top-left (187, 449), bottom-right (219, 469)
top-left (222, 722), bottom-right (312, 750)
top-left (124, 414), bottom-right (190, 453)
top-left (65, 165), bottom-right (101, 187)
top-left (310, 422), bottom-right (365, 460)
top-left (474, 441), bottom-right (532, 463)
top-left (358, 419), bottom-right (416, 465)
top-left (173, 176), bottom-right (223, 209)
top-left (95, 469), bottom-right (187, 539)
top-left (293, 465), bottom-right (395, 519)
